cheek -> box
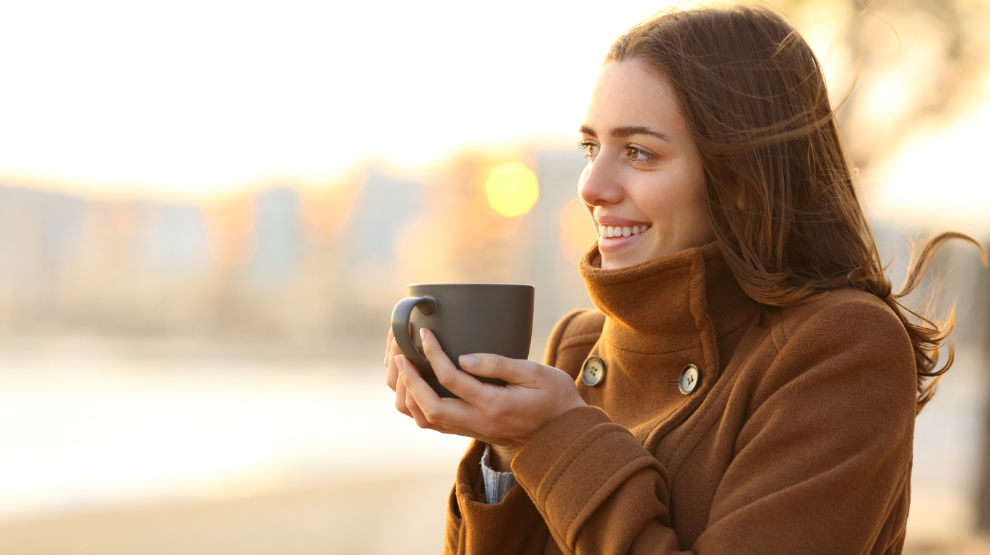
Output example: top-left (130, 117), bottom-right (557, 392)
top-left (633, 172), bottom-right (710, 231)
top-left (632, 177), bottom-right (693, 217)
top-left (682, 180), bottom-right (715, 242)
top-left (670, 160), bottom-right (708, 207)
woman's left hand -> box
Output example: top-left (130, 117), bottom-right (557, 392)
top-left (396, 328), bottom-right (586, 457)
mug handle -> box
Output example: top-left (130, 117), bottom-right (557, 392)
top-left (390, 296), bottom-right (437, 374)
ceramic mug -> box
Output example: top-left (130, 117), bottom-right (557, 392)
top-left (391, 283), bottom-right (535, 398)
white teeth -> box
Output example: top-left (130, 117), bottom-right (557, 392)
top-left (598, 224), bottom-right (651, 238)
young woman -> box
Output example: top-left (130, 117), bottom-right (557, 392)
top-left (384, 5), bottom-right (984, 554)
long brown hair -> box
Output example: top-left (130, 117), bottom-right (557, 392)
top-left (607, 4), bottom-right (986, 413)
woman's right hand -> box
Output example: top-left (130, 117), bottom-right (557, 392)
top-left (383, 328), bottom-right (523, 469)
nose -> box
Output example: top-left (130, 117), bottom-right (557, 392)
top-left (578, 157), bottom-right (624, 207)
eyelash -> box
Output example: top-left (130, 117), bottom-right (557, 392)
top-left (578, 141), bottom-right (599, 160)
top-left (577, 141), bottom-right (656, 163)
top-left (626, 146), bottom-right (654, 161)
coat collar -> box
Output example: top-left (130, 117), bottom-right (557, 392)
top-left (579, 242), bottom-right (757, 355)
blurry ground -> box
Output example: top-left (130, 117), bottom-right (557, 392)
top-left (0, 336), bottom-right (987, 554)
top-left (0, 336), bottom-right (469, 555)
top-left (0, 475), bottom-right (453, 555)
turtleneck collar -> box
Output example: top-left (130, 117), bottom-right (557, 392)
top-left (579, 242), bottom-right (757, 355)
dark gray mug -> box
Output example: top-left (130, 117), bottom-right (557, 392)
top-left (391, 283), bottom-right (535, 398)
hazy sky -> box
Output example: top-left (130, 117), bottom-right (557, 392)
top-left (0, 1), bottom-right (678, 199)
top-left (1, 0), bottom-right (987, 235)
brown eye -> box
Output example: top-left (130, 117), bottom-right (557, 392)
top-left (626, 146), bottom-right (654, 161)
top-left (578, 141), bottom-right (600, 160)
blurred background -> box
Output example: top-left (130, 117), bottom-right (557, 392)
top-left (0, 0), bottom-right (988, 553)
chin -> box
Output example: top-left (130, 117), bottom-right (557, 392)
top-left (601, 252), bottom-right (647, 270)
top-left (601, 245), bottom-right (682, 269)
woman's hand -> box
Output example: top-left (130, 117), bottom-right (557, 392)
top-left (384, 327), bottom-right (525, 467)
top-left (386, 327), bottom-right (586, 469)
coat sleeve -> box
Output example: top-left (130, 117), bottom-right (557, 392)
top-left (509, 299), bottom-right (917, 555)
top-left (441, 309), bottom-right (602, 555)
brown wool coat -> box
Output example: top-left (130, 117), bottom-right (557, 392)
top-left (442, 242), bottom-right (917, 555)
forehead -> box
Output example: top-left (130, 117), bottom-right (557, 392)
top-left (585, 60), bottom-right (688, 139)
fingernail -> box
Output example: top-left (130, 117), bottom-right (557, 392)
top-left (394, 355), bottom-right (404, 372)
top-left (459, 355), bottom-right (478, 368)
top-left (419, 328), bottom-right (428, 341)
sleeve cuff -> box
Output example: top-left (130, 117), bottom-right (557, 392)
top-left (480, 444), bottom-right (518, 504)
top-left (447, 440), bottom-right (549, 550)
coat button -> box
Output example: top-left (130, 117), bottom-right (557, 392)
top-left (679, 364), bottom-right (700, 395)
top-left (581, 356), bottom-right (606, 387)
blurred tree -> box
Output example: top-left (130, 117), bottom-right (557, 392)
top-left (778, 0), bottom-right (989, 170)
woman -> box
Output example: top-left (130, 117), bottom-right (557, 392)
top-left (384, 5), bottom-right (983, 554)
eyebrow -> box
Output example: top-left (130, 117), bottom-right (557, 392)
top-left (579, 124), bottom-right (673, 143)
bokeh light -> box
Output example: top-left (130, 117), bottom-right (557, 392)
top-left (484, 162), bottom-right (540, 218)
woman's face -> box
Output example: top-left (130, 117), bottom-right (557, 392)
top-left (579, 59), bottom-right (715, 269)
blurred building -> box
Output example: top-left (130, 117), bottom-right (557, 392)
top-left (0, 149), bottom-right (599, 357)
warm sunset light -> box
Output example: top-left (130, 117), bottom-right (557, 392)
top-left (206, 229), bottom-right (259, 267)
top-left (201, 196), bottom-right (257, 239)
top-left (201, 195), bottom-right (258, 266)
top-left (3, 4), bottom-right (989, 553)
top-left (299, 172), bottom-right (367, 244)
top-left (485, 162), bottom-right (540, 218)
top-left (0, 2), bottom-right (673, 200)
top-left (869, 88), bottom-right (990, 236)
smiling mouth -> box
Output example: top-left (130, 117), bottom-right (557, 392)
top-left (598, 224), bottom-right (651, 239)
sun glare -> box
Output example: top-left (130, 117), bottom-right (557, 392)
top-left (484, 162), bottom-right (540, 218)
top-left (0, 2), bottom-right (678, 199)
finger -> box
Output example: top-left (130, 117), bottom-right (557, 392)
top-left (404, 394), bottom-right (484, 439)
top-left (404, 385), bottom-right (434, 430)
top-left (394, 356), bottom-right (412, 416)
top-left (458, 353), bottom-right (539, 385)
top-left (398, 375), bottom-right (511, 443)
top-left (383, 327), bottom-right (395, 368)
top-left (385, 339), bottom-right (402, 391)
top-left (419, 328), bottom-right (492, 404)
top-left (404, 392), bottom-right (493, 440)
top-left (397, 361), bottom-right (504, 441)
top-left (400, 358), bottom-right (493, 436)
top-left (401, 363), bottom-right (448, 432)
